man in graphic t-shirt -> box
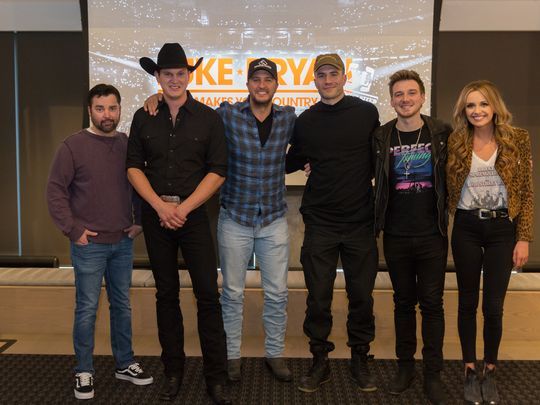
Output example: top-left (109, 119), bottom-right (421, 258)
top-left (372, 70), bottom-right (451, 405)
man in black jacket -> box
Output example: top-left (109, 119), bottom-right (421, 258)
top-left (372, 70), bottom-right (451, 405)
top-left (286, 54), bottom-right (380, 393)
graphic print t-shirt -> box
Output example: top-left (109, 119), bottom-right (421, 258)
top-left (457, 149), bottom-right (508, 210)
top-left (384, 127), bottom-right (438, 236)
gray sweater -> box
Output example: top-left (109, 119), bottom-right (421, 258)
top-left (47, 129), bottom-right (140, 243)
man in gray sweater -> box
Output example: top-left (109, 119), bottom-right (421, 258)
top-left (46, 84), bottom-right (153, 400)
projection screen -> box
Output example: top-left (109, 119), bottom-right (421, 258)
top-left (88, 0), bottom-right (436, 184)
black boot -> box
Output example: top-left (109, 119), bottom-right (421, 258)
top-left (207, 383), bottom-right (232, 405)
top-left (297, 353), bottom-right (331, 393)
top-left (423, 373), bottom-right (447, 405)
top-left (388, 366), bottom-right (415, 395)
top-left (159, 375), bottom-right (182, 401)
top-left (350, 346), bottom-right (377, 392)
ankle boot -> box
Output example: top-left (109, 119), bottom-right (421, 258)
top-left (297, 353), bottom-right (331, 393)
top-left (423, 373), bottom-right (447, 404)
top-left (464, 367), bottom-right (482, 405)
top-left (350, 346), bottom-right (377, 392)
top-left (388, 366), bottom-right (415, 395)
top-left (481, 367), bottom-right (500, 405)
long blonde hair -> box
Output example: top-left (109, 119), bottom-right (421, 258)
top-left (447, 80), bottom-right (518, 184)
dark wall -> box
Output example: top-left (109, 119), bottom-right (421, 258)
top-left (1, 31), bottom-right (539, 266)
top-left (0, 33), bottom-right (18, 255)
top-left (435, 32), bottom-right (540, 136)
top-left (435, 32), bottom-right (540, 267)
top-left (16, 32), bottom-right (87, 262)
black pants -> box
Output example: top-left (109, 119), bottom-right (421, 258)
top-left (451, 210), bottom-right (515, 365)
top-left (383, 233), bottom-right (447, 375)
top-left (142, 203), bottom-right (227, 385)
top-left (301, 222), bottom-right (378, 354)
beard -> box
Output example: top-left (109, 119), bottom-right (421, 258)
top-left (91, 117), bottom-right (118, 134)
top-left (250, 93), bottom-right (274, 107)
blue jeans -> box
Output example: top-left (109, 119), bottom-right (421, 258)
top-left (71, 236), bottom-right (135, 374)
top-left (218, 209), bottom-right (289, 359)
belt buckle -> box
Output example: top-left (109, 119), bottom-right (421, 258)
top-left (478, 208), bottom-right (493, 220)
top-left (160, 195), bottom-right (181, 204)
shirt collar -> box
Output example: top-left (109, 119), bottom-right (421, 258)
top-left (183, 91), bottom-right (197, 114)
top-left (158, 90), bottom-right (197, 115)
top-left (238, 99), bottom-right (251, 112)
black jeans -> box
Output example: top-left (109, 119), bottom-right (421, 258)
top-left (383, 233), bottom-right (447, 375)
top-left (301, 222), bottom-right (378, 354)
top-left (142, 203), bottom-right (227, 385)
top-left (451, 210), bottom-right (515, 365)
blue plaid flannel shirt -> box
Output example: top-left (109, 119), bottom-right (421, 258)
top-left (217, 100), bottom-right (296, 227)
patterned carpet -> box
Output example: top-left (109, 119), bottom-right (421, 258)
top-left (1, 354), bottom-right (538, 404)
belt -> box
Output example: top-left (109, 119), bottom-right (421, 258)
top-left (457, 208), bottom-right (509, 220)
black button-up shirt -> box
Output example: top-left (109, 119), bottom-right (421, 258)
top-left (127, 91), bottom-right (227, 197)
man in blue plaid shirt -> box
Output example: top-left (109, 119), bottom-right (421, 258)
top-left (216, 58), bottom-right (296, 383)
top-left (143, 57), bottom-right (296, 383)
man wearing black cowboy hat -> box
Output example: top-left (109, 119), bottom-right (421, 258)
top-left (127, 43), bottom-right (231, 404)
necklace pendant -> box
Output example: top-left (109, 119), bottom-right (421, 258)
top-left (404, 161), bottom-right (411, 178)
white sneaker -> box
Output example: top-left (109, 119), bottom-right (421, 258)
top-left (115, 362), bottom-right (154, 385)
top-left (74, 372), bottom-right (94, 399)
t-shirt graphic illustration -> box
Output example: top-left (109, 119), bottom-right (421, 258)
top-left (390, 130), bottom-right (433, 194)
top-left (458, 150), bottom-right (507, 210)
top-left (384, 127), bottom-right (438, 236)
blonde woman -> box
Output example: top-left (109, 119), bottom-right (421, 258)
top-left (447, 80), bottom-right (533, 404)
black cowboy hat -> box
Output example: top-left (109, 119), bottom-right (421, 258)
top-left (139, 43), bottom-right (203, 75)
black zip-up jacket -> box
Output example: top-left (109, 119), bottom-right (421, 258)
top-left (372, 114), bottom-right (451, 237)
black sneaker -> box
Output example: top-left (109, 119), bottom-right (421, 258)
top-left (74, 372), bottom-right (94, 400)
top-left (464, 367), bottom-right (482, 404)
top-left (481, 367), bottom-right (500, 405)
top-left (350, 351), bottom-right (377, 392)
top-left (388, 367), bottom-right (415, 395)
top-left (115, 362), bottom-right (154, 385)
top-left (297, 355), bottom-right (331, 393)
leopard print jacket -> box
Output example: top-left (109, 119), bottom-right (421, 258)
top-left (447, 127), bottom-right (534, 241)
